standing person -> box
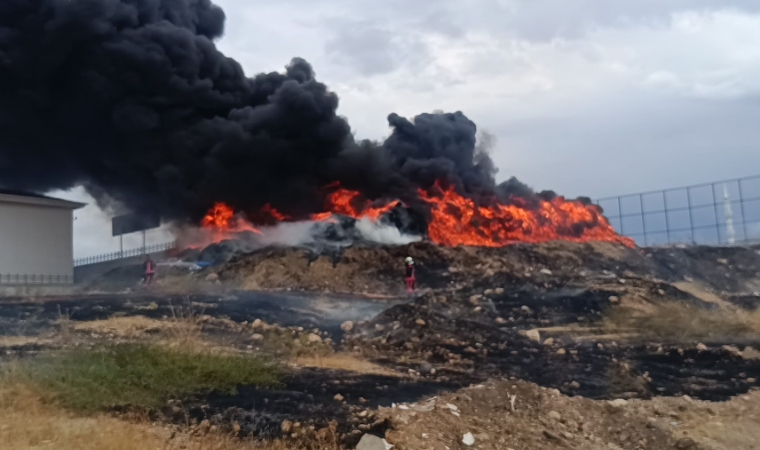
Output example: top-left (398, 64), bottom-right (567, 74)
top-left (143, 255), bottom-right (156, 286)
top-left (404, 256), bottom-right (416, 294)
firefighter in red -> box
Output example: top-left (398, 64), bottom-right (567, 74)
top-left (143, 255), bottom-right (156, 286)
top-left (404, 256), bottom-right (416, 293)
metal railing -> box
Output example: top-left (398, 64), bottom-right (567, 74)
top-left (596, 174), bottom-right (760, 247)
top-left (0, 274), bottom-right (74, 284)
top-left (74, 241), bottom-right (177, 267)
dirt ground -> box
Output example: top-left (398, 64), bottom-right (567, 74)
top-left (3, 241), bottom-right (760, 449)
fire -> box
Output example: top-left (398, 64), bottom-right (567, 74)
top-left (192, 181), bottom-right (634, 250)
top-left (311, 186), bottom-right (401, 221)
top-left (198, 202), bottom-right (262, 247)
top-left (419, 181), bottom-right (635, 248)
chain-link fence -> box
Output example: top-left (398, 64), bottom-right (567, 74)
top-left (596, 174), bottom-right (760, 247)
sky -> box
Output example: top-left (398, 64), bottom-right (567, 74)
top-left (54, 0), bottom-right (760, 258)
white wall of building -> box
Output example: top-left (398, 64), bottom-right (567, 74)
top-left (0, 200), bottom-right (75, 278)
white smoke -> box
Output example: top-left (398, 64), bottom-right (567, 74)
top-left (354, 218), bottom-right (422, 245)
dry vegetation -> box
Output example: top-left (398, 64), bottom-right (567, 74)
top-left (604, 301), bottom-right (760, 343)
top-left (0, 383), bottom-right (339, 450)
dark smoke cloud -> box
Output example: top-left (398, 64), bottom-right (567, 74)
top-left (0, 0), bottom-right (548, 223)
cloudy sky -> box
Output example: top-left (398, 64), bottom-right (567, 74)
top-left (58, 0), bottom-right (760, 257)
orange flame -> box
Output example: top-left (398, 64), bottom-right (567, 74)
top-left (418, 181), bottom-right (635, 248)
top-left (198, 202), bottom-right (262, 247)
top-left (311, 185), bottom-right (401, 221)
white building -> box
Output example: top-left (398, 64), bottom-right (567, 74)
top-left (0, 190), bottom-right (85, 284)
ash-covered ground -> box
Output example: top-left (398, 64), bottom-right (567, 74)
top-left (4, 240), bottom-right (760, 449)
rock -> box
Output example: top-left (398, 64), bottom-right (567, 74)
top-left (548, 411), bottom-right (562, 421)
top-left (356, 434), bottom-right (389, 450)
top-left (495, 287), bottom-right (505, 294)
top-left (251, 333), bottom-right (264, 342)
top-left (569, 381), bottom-right (580, 389)
top-left (375, 324), bottom-right (385, 331)
top-left (341, 321), bottom-right (354, 332)
top-left (556, 348), bottom-right (567, 355)
top-left (608, 296), bottom-right (620, 304)
top-left (484, 289), bottom-right (494, 296)
top-left (205, 273), bottom-right (219, 282)
top-left (308, 333), bottom-right (323, 344)
top-left (543, 338), bottom-right (555, 346)
top-left (473, 306), bottom-right (483, 313)
top-left (696, 343), bottom-right (708, 351)
top-left (496, 317), bottom-right (507, 324)
top-left (232, 422), bottom-right (241, 434)
top-left (540, 268), bottom-right (553, 275)
top-left (675, 437), bottom-right (697, 449)
top-left (462, 432), bottom-right (475, 446)
top-left (543, 430), bottom-right (560, 440)
top-left (198, 420), bottom-right (211, 432)
top-left (717, 258), bottom-right (729, 265)
top-left (742, 346), bottom-right (760, 360)
top-left (415, 319), bottom-right (427, 326)
top-left (606, 399), bottom-right (628, 412)
top-left (464, 346), bottom-right (478, 354)
top-left (562, 432), bottom-right (574, 439)
top-left (469, 295), bottom-right (482, 305)
top-left (525, 329), bottom-right (541, 343)
top-left (252, 319), bottom-right (263, 329)
top-left (521, 305), bottom-right (532, 313)
top-left (334, 394), bottom-right (345, 402)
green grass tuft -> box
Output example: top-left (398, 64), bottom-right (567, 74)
top-left (5, 344), bottom-right (282, 412)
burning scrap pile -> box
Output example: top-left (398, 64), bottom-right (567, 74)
top-left (0, 0), bottom-right (632, 253)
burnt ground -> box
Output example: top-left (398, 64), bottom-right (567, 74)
top-left (3, 241), bottom-right (760, 448)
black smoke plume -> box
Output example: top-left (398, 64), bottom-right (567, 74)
top-left (0, 0), bottom-right (548, 224)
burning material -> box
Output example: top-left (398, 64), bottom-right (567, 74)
top-left (312, 185), bottom-right (401, 222)
top-left (419, 181), bottom-right (635, 248)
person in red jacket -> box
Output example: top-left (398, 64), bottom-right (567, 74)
top-left (404, 256), bottom-right (416, 293)
top-left (143, 255), bottom-right (156, 286)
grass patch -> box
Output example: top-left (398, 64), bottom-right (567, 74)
top-left (3, 343), bottom-right (281, 412)
top-left (605, 301), bottom-right (760, 342)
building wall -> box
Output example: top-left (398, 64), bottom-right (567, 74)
top-left (0, 201), bottom-right (74, 278)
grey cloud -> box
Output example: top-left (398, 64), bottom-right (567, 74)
top-left (325, 21), bottom-right (429, 76)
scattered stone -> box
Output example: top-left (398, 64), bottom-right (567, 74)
top-left (540, 268), bottom-right (552, 275)
top-left (484, 289), bottom-right (494, 296)
top-left (308, 333), bottom-right (323, 344)
top-left (232, 422), bottom-right (241, 434)
top-left (608, 295), bottom-right (620, 304)
top-left (464, 346), bottom-right (478, 354)
top-left (205, 273), bottom-right (219, 282)
top-left (356, 434), bottom-right (390, 450)
top-left (717, 258), bottom-right (728, 265)
top-left (415, 319), bottom-right (427, 326)
top-left (473, 306), bottom-right (482, 313)
top-left (606, 399), bottom-right (628, 412)
top-left (557, 348), bottom-right (567, 356)
top-left (696, 343), bottom-right (708, 351)
top-left (495, 317), bottom-right (507, 324)
top-left (341, 321), bottom-right (354, 332)
top-left (252, 319), bottom-right (263, 329)
top-left (742, 346), bottom-right (760, 360)
top-left (521, 305), bottom-right (532, 313)
top-left (569, 381), bottom-right (580, 389)
top-left (375, 324), bottom-right (385, 332)
top-left (462, 432), bottom-right (475, 446)
top-left (525, 329), bottom-right (541, 343)
top-left (543, 338), bottom-right (555, 346)
top-left (494, 287), bottom-right (505, 294)
top-left (469, 295), bottom-right (482, 305)
top-left (675, 437), bottom-right (697, 449)
top-left (548, 410), bottom-right (562, 421)
top-left (563, 432), bottom-right (574, 439)
top-left (334, 394), bottom-right (345, 402)
top-left (198, 420), bottom-right (211, 432)
top-left (251, 333), bottom-right (264, 342)
top-left (543, 430), bottom-right (560, 441)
